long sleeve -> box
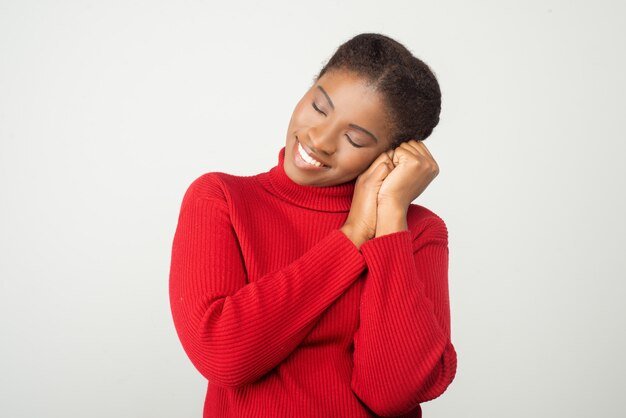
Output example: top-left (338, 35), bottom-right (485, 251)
top-left (350, 216), bottom-right (457, 417)
top-left (169, 175), bottom-right (367, 388)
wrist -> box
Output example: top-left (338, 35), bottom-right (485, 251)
top-left (375, 204), bottom-right (408, 237)
top-left (377, 198), bottom-right (408, 213)
top-left (340, 223), bottom-right (367, 250)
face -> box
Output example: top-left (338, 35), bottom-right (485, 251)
top-left (284, 69), bottom-right (394, 187)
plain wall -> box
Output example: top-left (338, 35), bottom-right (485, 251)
top-left (1, 0), bottom-right (624, 417)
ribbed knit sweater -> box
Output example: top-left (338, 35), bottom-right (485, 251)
top-left (169, 146), bottom-right (457, 418)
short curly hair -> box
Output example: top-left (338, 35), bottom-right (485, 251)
top-left (314, 33), bottom-right (441, 150)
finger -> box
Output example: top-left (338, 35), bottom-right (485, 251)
top-left (377, 154), bottom-right (394, 171)
top-left (404, 139), bottom-right (422, 153)
top-left (376, 150), bottom-right (392, 162)
top-left (394, 144), bottom-right (418, 160)
top-left (362, 151), bottom-right (393, 177)
top-left (372, 159), bottom-right (393, 182)
top-left (412, 141), bottom-right (438, 171)
top-left (367, 151), bottom-right (389, 168)
top-left (409, 139), bottom-right (434, 160)
top-left (398, 142), bottom-right (420, 157)
top-left (393, 145), bottom-right (420, 164)
top-left (410, 141), bottom-right (439, 173)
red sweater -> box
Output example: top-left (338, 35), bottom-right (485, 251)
top-left (169, 146), bottom-right (457, 417)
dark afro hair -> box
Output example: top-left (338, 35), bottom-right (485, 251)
top-left (314, 33), bottom-right (441, 150)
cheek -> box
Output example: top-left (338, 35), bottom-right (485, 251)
top-left (291, 97), bottom-right (319, 125)
top-left (337, 152), bottom-right (372, 175)
top-left (297, 106), bottom-right (315, 123)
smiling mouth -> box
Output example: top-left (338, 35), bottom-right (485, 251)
top-left (296, 139), bottom-right (329, 168)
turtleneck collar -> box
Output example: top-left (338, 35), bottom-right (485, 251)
top-left (256, 146), bottom-right (355, 212)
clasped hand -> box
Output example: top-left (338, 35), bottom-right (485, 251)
top-left (341, 139), bottom-right (439, 248)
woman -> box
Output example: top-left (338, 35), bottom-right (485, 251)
top-left (169, 33), bottom-right (457, 418)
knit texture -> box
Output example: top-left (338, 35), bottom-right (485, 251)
top-left (169, 146), bottom-right (457, 417)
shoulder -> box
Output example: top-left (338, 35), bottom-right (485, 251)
top-left (406, 203), bottom-right (449, 243)
top-left (180, 171), bottom-right (256, 207)
top-left (180, 170), bottom-right (247, 205)
top-left (181, 172), bottom-right (229, 203)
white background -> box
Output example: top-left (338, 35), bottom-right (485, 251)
top-left (1, 1), bottom-right (625, 417)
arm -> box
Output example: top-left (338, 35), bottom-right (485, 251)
top-left (350, 211), bottom-right (457, 416)
top-left (169, 174), bottom-right (367, 388)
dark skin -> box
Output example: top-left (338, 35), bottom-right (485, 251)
top-left (283, 69), bottom-right (440, 249)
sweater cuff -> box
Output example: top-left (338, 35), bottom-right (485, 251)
top-left (331, 228), bottom-right (367, 265)
top-left (359, 230), bottom-right (414, 260)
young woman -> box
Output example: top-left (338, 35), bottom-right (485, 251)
top-left (169, 33), bottom-right (457, 418)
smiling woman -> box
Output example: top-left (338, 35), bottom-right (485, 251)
top-left (285, 69), bottom-right (393, 186)
top-left (169, 32), bottom-right (457, 418)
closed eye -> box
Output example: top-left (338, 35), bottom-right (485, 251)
top-left (346, 135), bottom-right (364, 148)
top-left (311, 101), bottom-right (364, 148)
top-left (312, 102), bottom-right (326, 116)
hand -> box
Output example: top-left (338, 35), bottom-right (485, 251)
top-left (377, 140), bottom-right (440, 209)
top-left (341, 150), bottom-right (395, 248)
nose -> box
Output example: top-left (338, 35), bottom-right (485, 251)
top-left (306, 123), bottom-right (336, 156)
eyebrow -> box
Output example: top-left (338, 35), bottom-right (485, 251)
top-left (317, 85), bottom-right (379, 144)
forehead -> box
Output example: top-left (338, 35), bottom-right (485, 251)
top-left (313, 70), bottom-right (391, 139)
top-left (315, 70), bottom-right (381, 106)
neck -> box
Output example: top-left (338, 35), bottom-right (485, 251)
top-left (256, 146), bottom-right (356, 212)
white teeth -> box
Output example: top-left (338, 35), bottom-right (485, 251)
top-left (297, 142), bottom-right (325, 167)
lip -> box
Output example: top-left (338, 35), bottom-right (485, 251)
top-left (293, 138), bottom-right (330, 171)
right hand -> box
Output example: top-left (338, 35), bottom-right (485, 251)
top-left (341, 149), bottom-right (395, 248)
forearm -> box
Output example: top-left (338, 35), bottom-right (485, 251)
top-left (351, 217), bottom-right (456, 415)
top-left (171, 180), bottom-right (369, 388)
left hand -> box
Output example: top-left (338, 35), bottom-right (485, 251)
top-left (377, 139), bottom-right (440, 209)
